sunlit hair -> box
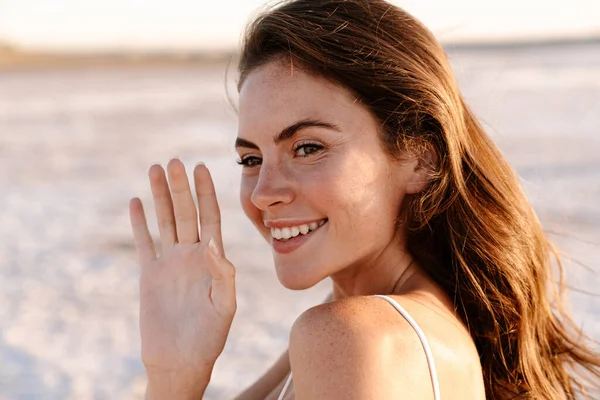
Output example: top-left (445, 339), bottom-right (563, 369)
top-left (237, 0), bottom-right (600, 398)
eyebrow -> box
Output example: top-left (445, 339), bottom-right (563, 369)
top-left (235, 119), bottom-right (341, 150)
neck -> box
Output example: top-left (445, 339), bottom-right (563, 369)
top-left (330, 238), bottom-right (416, 300)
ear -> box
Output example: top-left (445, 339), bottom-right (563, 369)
top-left (404, 144), bottom-right (438, 195)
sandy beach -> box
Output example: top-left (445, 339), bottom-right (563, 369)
top-left (1, 41), bottom-right (599, 399)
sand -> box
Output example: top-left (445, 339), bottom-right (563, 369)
top-left (1, 41), bottom-right (599, 399)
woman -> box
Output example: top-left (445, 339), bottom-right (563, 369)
top-left (128, 0), bottom-right (600, 398)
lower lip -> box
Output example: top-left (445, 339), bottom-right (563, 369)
top-left (271, 221), bottom-right (327, 254)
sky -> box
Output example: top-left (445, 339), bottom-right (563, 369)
top-left (0, 0), bottom-right (599, 52)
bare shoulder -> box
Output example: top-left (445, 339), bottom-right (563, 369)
top-left (289, 295), bottom-right (485, 399)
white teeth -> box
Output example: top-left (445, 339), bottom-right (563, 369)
top-left (281, 227), bottom-right (292, 240)
top-left (299, 224), bottom-right (309, 235)
top-left (269, 220), bottom-right (326, 240)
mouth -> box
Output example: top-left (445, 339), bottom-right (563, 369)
top-left (269, 218), bottom-right (328, 254)
top-left (270, 218), bottom-right (327, 240)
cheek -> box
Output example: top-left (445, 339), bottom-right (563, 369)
top-left (326, 157), bottom-right (403, 231)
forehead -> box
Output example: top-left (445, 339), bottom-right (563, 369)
top-left (238, 61), bottom-right (364, 135)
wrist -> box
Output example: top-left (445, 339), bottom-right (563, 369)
top-left (145, 367), bottom-right (212, 400)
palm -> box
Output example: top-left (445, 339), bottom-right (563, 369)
top-left (129, 160), bottom-right (236, 375)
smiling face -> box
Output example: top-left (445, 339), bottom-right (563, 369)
top-left (237, 60), bottom-right (420, 290)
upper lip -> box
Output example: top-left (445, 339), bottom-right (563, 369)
top-left (263, 218), bottom-right (327, 229)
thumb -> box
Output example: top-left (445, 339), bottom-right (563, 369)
top-left (205, 238), bottom-right (236, 316)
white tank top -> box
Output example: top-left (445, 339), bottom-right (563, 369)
top-left (277, 295), bottom-right (441, 400)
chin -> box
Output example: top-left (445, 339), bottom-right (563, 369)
top-left (274, 261), bottom-right (323, 291)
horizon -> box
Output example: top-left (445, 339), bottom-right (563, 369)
top-left (1, 0), bottom-right (600, 53)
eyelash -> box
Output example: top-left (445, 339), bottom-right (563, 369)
top-left (293, 141), bottom-right (324, 157)
top-left (237, 142), bottom-right (324, 167)
top-left (236, 156), bottom-right (261, 167)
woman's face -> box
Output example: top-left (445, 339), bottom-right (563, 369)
top-left (237, 60), bottom-right (417, 290)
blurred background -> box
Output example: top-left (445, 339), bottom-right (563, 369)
top-left (1, 0), bottom-right (599, 398)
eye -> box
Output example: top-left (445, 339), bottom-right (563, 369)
top-left (294, 142), bottom-right (324, 157)
top-left (236, 155), bottom-right (262, 167)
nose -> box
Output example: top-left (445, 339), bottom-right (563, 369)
top-left (250, 162), bottom-right (295, 211)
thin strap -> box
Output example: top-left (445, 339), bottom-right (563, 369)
top-left (373, 294), bottom-right (441, 400)
top-left (277, 372), bottom-right (293, 400)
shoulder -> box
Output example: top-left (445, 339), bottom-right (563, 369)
top-left (288, 295), bottom-right (445, 399)
top-left (291, 295), bottom-right (414, 343)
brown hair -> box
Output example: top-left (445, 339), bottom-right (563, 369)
top-left (237, 0), bottom-right (600, 398)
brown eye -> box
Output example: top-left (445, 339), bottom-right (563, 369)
top-left (294, 143), bottom-right (323, 157)
top-left (237, 156), bottom-right (262, 167)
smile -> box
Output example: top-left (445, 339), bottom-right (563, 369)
top-left (266, 218), bottom-right (329, 254)
top-left (270, 219), bottom-right (327, 240)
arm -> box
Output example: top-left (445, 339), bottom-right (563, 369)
top-left (145, 368), bottom-right (212, 400)
top-left (235, 292), bottom-right (333, 400)
top-left (288, 297), bottom-right (434, 399)
top-left (234, 350), bottom-right (290, 400)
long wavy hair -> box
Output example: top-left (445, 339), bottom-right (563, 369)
top-left (236, 0), bottom-right (600, 398)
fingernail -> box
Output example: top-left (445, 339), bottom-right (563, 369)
top-left (208, 238), bottom-right (220, 258)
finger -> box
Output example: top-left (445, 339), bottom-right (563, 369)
top-left (129, 198), bottom-right (157, 263)
top-left (149, 164), bottom-right (178, 251)
top-left (206, 238), bottom-right (236, 317)
top-left (194, 163), bottom-right (223, 252)
top-left (167, 159), bottom-right (200, 244)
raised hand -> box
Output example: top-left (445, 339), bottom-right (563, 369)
top-left (129, 159), bottom-right (236, 395)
